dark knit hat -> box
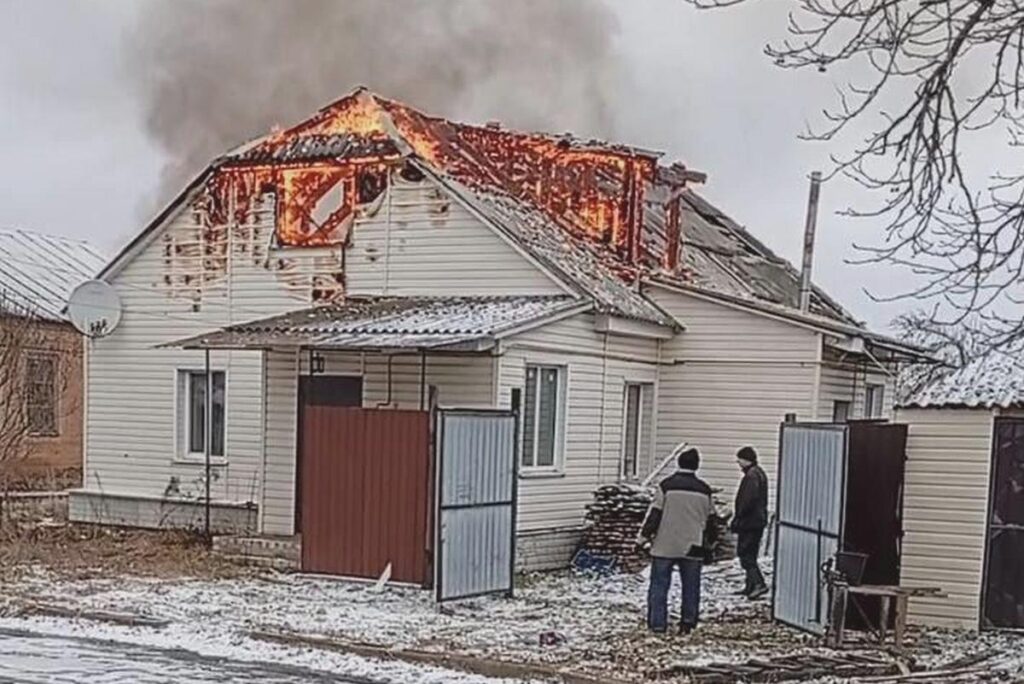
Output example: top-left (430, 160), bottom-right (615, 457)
top-left (677, 447), bottom-right (700, 471)
top-left (737, 446), bottom-right (758, 465)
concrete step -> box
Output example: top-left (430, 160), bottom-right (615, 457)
top-left (219, 553), bottom-right (299, 572)
top-left (213, 535), bottom-right (300, 564)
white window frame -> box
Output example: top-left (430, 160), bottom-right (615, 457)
top-left (520, 363), bottom-right (567, 473)
top-left (865, 384), bottom-right (886, 419)
top-left (175, 368), bottom-right (228, 461)
top-left (621, 382), bottom-right (652, 481)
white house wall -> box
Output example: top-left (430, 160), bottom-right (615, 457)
top-left (646, 286), bottom-right (820, 497)
top-left (82, 172), bottom-right (563, 532)
top-left (343, 177), bottom-right (562, 297)
top-left (894, 407), bottom-right (994, 629)
top-left (497, 313), bottom-right (662, 533)
top-left (818, 357), bottom-right (896, 421)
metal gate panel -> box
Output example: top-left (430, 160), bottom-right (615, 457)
top-left (300, 407), bottom-right (431, 584)
top-left (773, 424), bottom-right (847, 634)
top-left (436, 409), bottom-right (517, 602)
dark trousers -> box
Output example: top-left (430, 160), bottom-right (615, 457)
top-left (647, 556), bottom-right (702, 632)
top-left (737, 528), bottom-right (766, 591)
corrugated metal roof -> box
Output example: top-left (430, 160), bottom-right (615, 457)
top-left (0, 227), bottom-right (107, 321)
top-left (642, 190), bottom-right (858, 324)
top-left (168, 295), bottom-right (585, 351)
top-left (903, 350), bottom-right (1024, 409)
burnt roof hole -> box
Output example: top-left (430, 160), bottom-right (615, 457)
top-left (399, 162), bottom-right (425, 183)
top-left (357, 170), bottom-right (386, 204)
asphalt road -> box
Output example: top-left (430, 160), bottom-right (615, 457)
top-left (0, 628), bottom-right (385, 684)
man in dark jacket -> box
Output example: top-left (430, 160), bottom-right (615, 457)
top-left (640, 447), bottom-right (716, 634)
top-left (731, 446), bottom-right (769, 599)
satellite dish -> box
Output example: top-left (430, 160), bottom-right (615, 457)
top-left (67, 280), bottom-right (122, 338)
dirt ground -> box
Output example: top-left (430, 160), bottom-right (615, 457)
top-left (1, 525), bottom-right (1022, 683)
top-left (0, 523), bottom-right (250, 582)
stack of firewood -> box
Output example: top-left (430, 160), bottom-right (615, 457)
top-left (580, 483), bottom-right (654, 571)
top-left (578, 483), bottom-right (735, 571)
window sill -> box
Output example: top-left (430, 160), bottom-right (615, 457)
top-left (172, 456), bottom-right (229, 468)
top-left (519, 469), bottom-right (565, 480)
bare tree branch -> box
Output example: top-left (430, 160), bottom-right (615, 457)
top-left (687, 0), bottom-right (1024, 355)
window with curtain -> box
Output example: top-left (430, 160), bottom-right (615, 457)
top-left (865, 384), bottom-right (886, 418)
top-left (621, 382), bottom-right (653, 480)
top-left (521, 365), bottom-right (565, 470)
top-left (182, 370), bottom-right (226, 457)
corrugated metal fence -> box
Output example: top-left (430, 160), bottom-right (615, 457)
top-left (773, 423), bottom-right (847, 634)
top-left (436, 409), bottom-right (518, 602)
top-left (300, 406), bottom-right (431, 584)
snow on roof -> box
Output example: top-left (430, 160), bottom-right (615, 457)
top-left (0, 227), bottom-right (106, 322)
top-left (168, 295), bottom-right (585, 351)
top-left (903, 349), bottom-right (1024, 409)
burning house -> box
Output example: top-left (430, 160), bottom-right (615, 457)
top-left (72, 89), bottom-right (922, 579)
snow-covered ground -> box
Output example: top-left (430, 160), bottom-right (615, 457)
top-left (0, 560), bottom-right (1021, 682)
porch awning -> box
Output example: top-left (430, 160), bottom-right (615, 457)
top-left (162, 295), bottom-right (588, 352)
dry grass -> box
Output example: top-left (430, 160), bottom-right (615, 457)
top-left (0, 523), bottom-right (251, 582)
top-left (3, 466), bottom-right (81, 492)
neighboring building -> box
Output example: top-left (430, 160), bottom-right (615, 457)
top-left (0, 228), bottom-right (106, 485)
top-left (896, 351), bottom-right (1024, 631)
top-left (71, 89), bottom-right (921, 571)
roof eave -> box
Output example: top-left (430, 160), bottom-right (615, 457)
top-left (647, 275), bottom-right (932, 361)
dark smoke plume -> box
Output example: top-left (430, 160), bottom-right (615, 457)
top-left (125, 0), bottom-right (623, 205)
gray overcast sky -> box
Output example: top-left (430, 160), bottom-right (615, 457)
top-left (0, 0), bottom-right (915, 331)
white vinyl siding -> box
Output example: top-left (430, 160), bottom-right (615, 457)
top-left (647, 286), bottom-right (819, 497)
top-left (82, 173), bottom-right (564, 534)
top-left (497, 312), bottom-right (662, 532)
top-left (343, 178), bottom-right (563, 297)
top-left (894, 407), bottom-right (994, 629)
top-left (818, 357), bottom-right (895, 421)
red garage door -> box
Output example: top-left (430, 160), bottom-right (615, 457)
top-left (299, 406), bottom-right (431, 584)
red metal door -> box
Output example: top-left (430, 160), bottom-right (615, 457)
top-left (300, 406), bottom-right (431, 584)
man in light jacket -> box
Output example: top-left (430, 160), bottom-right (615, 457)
top-left (640, 447), bottom-right (716, 634)
top-left (731, 445), bottom-right (769, 599)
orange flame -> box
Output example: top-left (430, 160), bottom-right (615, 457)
top-left (203, 91), bottom-right (661, 259)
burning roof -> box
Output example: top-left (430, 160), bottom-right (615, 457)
top-left (221, 89), bottom-right (685, 261)
top-left (134, 87), bottom-right (860, 327)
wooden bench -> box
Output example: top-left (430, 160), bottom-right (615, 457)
top-left (828, 584), bottom-right (944, 651)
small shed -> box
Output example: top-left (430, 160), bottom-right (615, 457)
top-left (896, 351), bottom-right (1024, 631)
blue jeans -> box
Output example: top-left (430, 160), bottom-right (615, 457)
top-left (647, 556), bottom-right (702, 632)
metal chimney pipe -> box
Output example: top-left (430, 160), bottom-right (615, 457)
top-left (799, 171), bottom-right (823, 313)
